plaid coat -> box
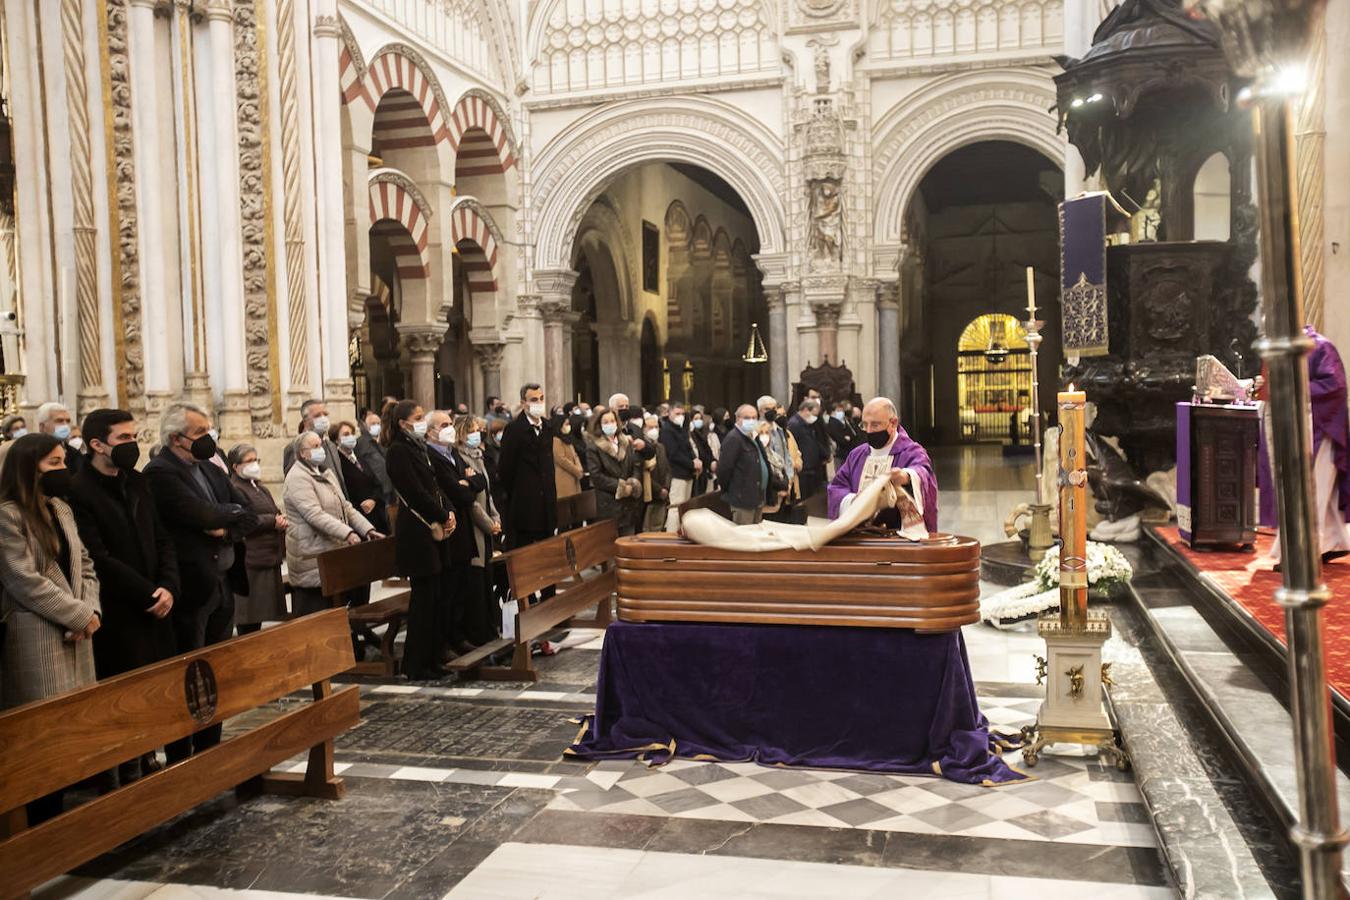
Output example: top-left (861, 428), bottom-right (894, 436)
top-left (0, 499), bottom-right (101, 708)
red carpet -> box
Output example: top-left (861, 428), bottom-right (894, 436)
top-left (1156, 526), bottom-right (1350, 700)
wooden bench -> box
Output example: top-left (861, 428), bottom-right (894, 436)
top-left (316, 537), bottom-right (410, 677)
top-left (0, 608), bottom-right (358, 897)
top-left (556, 489), bottom-right (598, 533)
top-left (449, 518), bottom-right (618, 681)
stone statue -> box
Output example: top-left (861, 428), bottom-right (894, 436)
top-left (1131, 179), bottom-right (1162, 243)
top-left (814, 43), bottom-right (830, 94)
top-left (808, 179), bottom-right (844, 266)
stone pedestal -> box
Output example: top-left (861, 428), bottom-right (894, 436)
top-left (1022, 610), bottom-right (1127, 769)
top-left (219, 389), bottom-right (252, 441)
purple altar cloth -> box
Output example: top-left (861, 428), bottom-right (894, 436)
top-left (566, 621), bottom-right (1028, 786)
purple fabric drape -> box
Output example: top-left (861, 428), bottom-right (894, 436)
top-left (1258, 326), bottom-right (1350, 527)
top-left (826, 427), bottom-right (939, 533)
top-left (567, 621), bottom-right (1028, 786)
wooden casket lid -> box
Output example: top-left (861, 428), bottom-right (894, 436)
top-left (615, 531), bottom-right (980, 566)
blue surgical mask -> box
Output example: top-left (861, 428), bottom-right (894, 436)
top-left (691, 419), bottom-right (704, 430)
top-left (832, 410), bottom-right (845, 422)
top-left (53, 424), bottom-right (72, 441)
top-left (739, 419), bottom-right (759, 435)
top-left (10, 428), bottom-right (26, 439)
top-left (465, 432), bottom-right (482, 448)
top-left (308, 448), bottom-right (327, 466)
top-left (340, 434), bottom-right (358, 451)
top-left (367, 423), bottom-right (382, 438)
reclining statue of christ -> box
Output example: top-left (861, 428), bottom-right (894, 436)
top-left (681, 397), bottom-right (938, 552)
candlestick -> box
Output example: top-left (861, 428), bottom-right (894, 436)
top-left (1058, 387), bottom-right (1088, 629)
top-left (1025, 267), bottom-right (1044, 506)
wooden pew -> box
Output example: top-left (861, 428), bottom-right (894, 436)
top-left (316, 537), bottom-right (410, 677)
top-left (0, 608), bottom-right (358, 897)
top-left (449, 518), bottom-right (618, 682)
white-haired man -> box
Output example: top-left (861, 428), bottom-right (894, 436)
top-left (37, 400), bottom-right (84, 473)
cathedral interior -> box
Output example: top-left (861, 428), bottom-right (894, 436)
top-left (1, 0), bottom-right (1350, 897)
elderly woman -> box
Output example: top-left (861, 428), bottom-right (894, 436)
top-left (0, 433), bottom-right (100, 823)
top-left (284, 430), bottom-right (379, 617)
top-left (455, 414), bottom-right (501, 643)
top-left (227, 444), bottom-right (288, 634)
top-left (585, 410), bottom-right (642, 536)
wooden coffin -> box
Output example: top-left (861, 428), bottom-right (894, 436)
top-left (614, 532), bottom-right (981, 632)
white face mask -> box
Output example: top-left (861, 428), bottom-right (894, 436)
top-left (311, 416), bottom-right (330, 435)
top-left (602, 422), bottom-right (618, 437)
top-left (366, 422), bottom-right (382, 438)
top-left (527, 402), bottom-right (546, 420)
top-left (207, 428), bottom-right (219, 443)
top-left (645, 428), bottom-right (660, 442)
top-left (438, 425), bottom-right (456, 445)
top-left (411, 420), bottom-right (428, 437)
top-left (802, 414), bottom-right (817, 426)
top-left (239, 461), bottom-right (262, 480)
top-left (308, 447), bottom-right (327, 466)
top-left (671, 414), bottom-right (685, 428)
top-left (67, 437), bottom-right (85, 451)
top-left (9, 428), bottom-right (26, 439)
top-left (339, 434), bottom-right (358, 451)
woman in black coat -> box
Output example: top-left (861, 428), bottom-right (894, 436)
top-left (333, 420), bottom-right (390, 535)
top-left (225, 443), bottom-right (288, 634)
top-left (382, 400), bottom-right (455, 680)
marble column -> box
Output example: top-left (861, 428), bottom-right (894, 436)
top-left (128, 0), bottom-right (171, 397)
top-left (592, 320), bottom-right (639, 401)
top-left (476, 343), bottom-right (504, 406)
top-left (767, 288), bottom-right (790, 405)
top-left (814, 304), bottom-right (841, 365)
top-left (204, 1), bottom-right (250, 437)
top-left (539, 300), bottom-right (581, 406)
top-left (876, 285), bottom-right (901, 405)
top-left (399, 326), bottom-right (443, 411)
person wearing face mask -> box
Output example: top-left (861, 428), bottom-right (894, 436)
top-left (281, 399), bottom-right (348, 499)
top-left (585, 410), bottom-right (642, 535)
top-left (552, 411), bottom-right (585, 499)
top-left (827, 400), bottom-right (863, 467)
top-left (0, 433), bottom-right (101, 821)
top-left (497, 383), bottom-right (557, 550)
top-left (640, 413), bottom-right (672, 533)
top-left (356, 408), bottom-right (395, 521)
top-left (658, 403), bottom-right (700, 531)
top-left (687, 405), bottom-right (714, 496)
top-left (607, 392), bottom-right (657, 463)
top-left (332, 420), bottom-right (389, 536)
top-left (715, 404), bottom-right (773, 525)
top-left (35, 401), bottom-right (84, 475)
top-left (787, 398), bottom-right (830, 520)
top-left (144, 401), bottom-right (259, 760)
top-left (382, 399), bottom-right (457, 679)
top-left (0, 414), bottom-right (26, 442)
top-left (828, 397), bottom-right (938, 535)
top-left (454, 414), bottom-right (502, 641)
top-left (757, 395), bottom-right (802, 523)
top-left (424, 410), bottom-right (491, 650)
top-left (284, 430), bottom-right (380, 621)
top-left (222, 443), bottom-right (288, 637)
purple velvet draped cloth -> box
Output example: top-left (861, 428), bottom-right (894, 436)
top-left (567, 621), bottom-right (1028, 786)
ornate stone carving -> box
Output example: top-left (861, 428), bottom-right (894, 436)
top-left (1295, 5), bottom-right (1326, 329)
top-left (807, 178), bottom-right (844, 269)
top-left (337, 14), bottom-right (366, 79)
top-left (235, 0), bottom-right (280, 437)
top-left (64, 0), bottom-right (105, 412)
top-left (868, 0), bottom-right (1064, 61)
top-left (399, 327), bottom-right (444, 356)
top-left (532, 0), bottom-right (776, 94)
top-left (106, 0), bottom-right (145, 406)
top-left (475, 342), bottom-right (506, 372)
top-left (276, 0), bottom-right (309, 390)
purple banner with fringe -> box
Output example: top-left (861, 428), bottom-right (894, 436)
top-left (1060, 193), bottom-right (1110, 357)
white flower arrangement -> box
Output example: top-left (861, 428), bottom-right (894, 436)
top-left (978, 541), bottom-right (1134, 630)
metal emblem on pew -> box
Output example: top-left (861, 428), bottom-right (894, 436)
top-left (565, 536), bottom-right (578, 572)
top-left (185, 659), bottom-right (218, 724)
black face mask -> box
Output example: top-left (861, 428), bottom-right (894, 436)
top-left (108, 441), bottom-right (141, 471)
top-left (186, 432), bottom-right (217, 461)
top-left (865, 429), bottom-right (892, 450)
top-left (763, 409), bottom-right (778, 424)
top-left (40, 469), bottom-right (72, 499)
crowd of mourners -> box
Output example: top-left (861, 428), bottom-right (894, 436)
top-left (0, 387), bottom-right (871, 821)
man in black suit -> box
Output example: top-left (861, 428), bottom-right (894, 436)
top-left (145, 401), bottom-right (259, 760)
top-left (69, 407), bottom-right (180, 783)
top-left (826, 400), bottom-right (862, 467)
top-left (497, 383), bottom-right (556, 550)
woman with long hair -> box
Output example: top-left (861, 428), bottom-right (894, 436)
top-left (382, 399), bottom-right (455, 680)
top-left (585, 410), bottom-right (642, 536)
top-left (0, 433), bottom-right (101, 822)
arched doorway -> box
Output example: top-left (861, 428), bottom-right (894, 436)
top-left (956, 314), bottom-right (1031, 444)
top-left (899, 140), bottom-right (1062, 443)
top-left (566, 162), bottom-right (769, 409)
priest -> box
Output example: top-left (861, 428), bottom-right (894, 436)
top-left (827, 397), bottom-right (938, 536)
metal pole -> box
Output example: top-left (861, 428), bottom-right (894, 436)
top-left (1250, 93), bottom-right (1349, 898)
top-left (1025, 267), bottom-right (1045, 505)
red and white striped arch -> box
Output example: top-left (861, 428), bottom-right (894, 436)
top-left (369, 177), bottom-right (431, 280)
top-left (344, 47), bottom-right (450, 149)
top-left (448, 91), bottom-right (516, 175)
top-left (450, 204), bottom-right (499, 295)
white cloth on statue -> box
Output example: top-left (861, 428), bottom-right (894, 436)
top-left (664, 477), bottom-right (693, 531)
top-left (681, 474), bottom-right (916, 553)
top-left (1268, 440), bottom-right (1350, 562)
top-left (835, 439), bottom-right (927, 540)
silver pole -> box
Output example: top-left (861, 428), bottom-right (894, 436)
top-left (1025, 267), bottom-right (1045, 505)
top-left (1250, 92), bottom-right (1349, 898)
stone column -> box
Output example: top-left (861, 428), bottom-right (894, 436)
top-left (128, 0), bottom-right (170, 396)
top-left (876, 284), bottom-right (901, 405)
top-left (476, 343), bottom-right (505, 405)
top-left (313, 4), bottom-right (352, 419)
top-left (539, 300), bottom-right (582, 406)
top-left (592, 320), bottom-right (639, 401)
top-left (767, 287), bottom-right (790, 404)
top-left (814, 304), bottom-right (841, 365)
top-left (399, 326), bottom-right (443, 411)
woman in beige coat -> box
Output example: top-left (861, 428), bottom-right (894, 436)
top-left (0, 433), bottom-right (101, 822)
top-left (552, 412), bottom-right (585, 498)
top-left (284, 431), bottom-right (378, 617)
